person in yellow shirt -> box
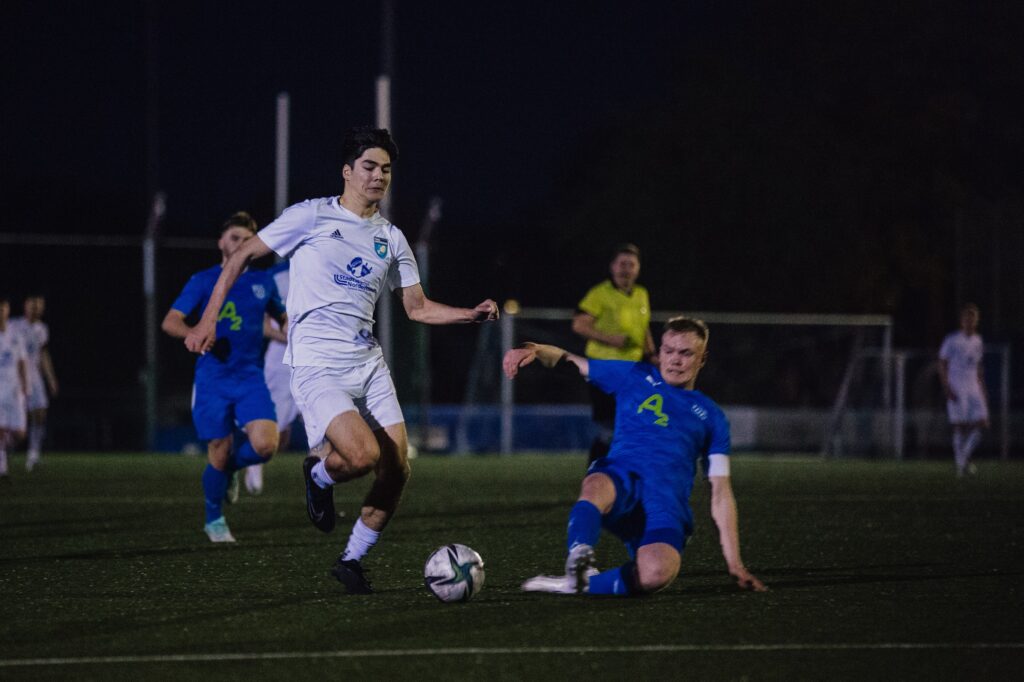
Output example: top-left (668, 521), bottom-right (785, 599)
top-left (572, 243), bottom-right (656, 464)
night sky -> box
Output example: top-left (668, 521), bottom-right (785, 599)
top-left (3, 1), bottom-right (1024, 444)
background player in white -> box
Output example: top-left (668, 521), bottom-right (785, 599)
top-left (0, 295), bottom-right (30, 480)
top-left (938, 303), bottom-right (989, 477)
top-left (185, 126), bottom-right (499, 593)
top-left (246, 260), bottom-right (296, 495)
top-left (10, 294), bottom-right (59, 472)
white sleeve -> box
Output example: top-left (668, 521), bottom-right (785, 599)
top-left (258, 201), bottom-right (315, 259)
top-left (386, 227), bottom-right (421, 292)
top-left (707, 453), bottom-right (730, 477)
top-left (938, 335), bottom-right (953, 361)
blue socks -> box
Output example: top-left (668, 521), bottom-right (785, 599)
top-left (230, 440), bottom-right (266, 470)
top-left (202, 464), bottom-right (229, 523)
top-left (588, 561), bottom-right (640, 596)
top-left (566, 500), bottom-right (602, 551)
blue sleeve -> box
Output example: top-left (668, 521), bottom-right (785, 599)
top-left (707, 403), bottom-right (731, 455)
top-left (587, 359), bottom-right (636, 395)
top-left (170, 273), bottom-right (209, 317)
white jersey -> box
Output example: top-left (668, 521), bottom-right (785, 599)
top-left (0, 325), bottom-right (28, 391)
top-left (0, 325), bottom-right (28, 432)
top-left (9, 317), bottom-right (47, 373)
top-left (939, 330), bottom-right (984, 392)
top-left (258, 197), bottom-right (420, 368)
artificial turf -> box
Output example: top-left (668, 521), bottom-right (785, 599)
top-left (1, 452), bottom-right (1022, 680)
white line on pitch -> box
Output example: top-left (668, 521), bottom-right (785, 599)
top-left (1, 643), bottom-right (1022, 667)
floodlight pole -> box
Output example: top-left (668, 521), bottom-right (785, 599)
top-left (142, 192), bottom-right (166, 452)
top-left (414, 197), bottom-right (442, 449)
top-left (275, 92), bottom-right (290, 216)
top-left (375, 0), bottom-right (395, 367)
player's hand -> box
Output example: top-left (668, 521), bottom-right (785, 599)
top-left (730, 567), bottom-right (767, 592)
top-left (502, 347), bottom-right (536, 379)
top-left (185, 320), bottom-right (216, 355)
top-left (471, 299), bottom-right (499, 323)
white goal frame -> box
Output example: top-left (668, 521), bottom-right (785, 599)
top-left (498, 307), bottom-right (896, 455)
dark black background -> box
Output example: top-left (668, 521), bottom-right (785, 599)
top-left (3, 1), bottom-right (1023, 446)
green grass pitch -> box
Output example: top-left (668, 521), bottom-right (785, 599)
top-left (1, 452), bottom-right (1022, 680)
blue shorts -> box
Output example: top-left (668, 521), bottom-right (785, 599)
top-left (192, 373), bottom-right (277, 441)
top-left (588, 458), bottom-right (690, 558)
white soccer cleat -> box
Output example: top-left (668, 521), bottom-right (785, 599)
top-left (245, 464), bottom-right (264, 495)
top-left (566, 543), bottom-right (596, 592)
top-left (522, 566), bottom-right (598, 595)
top-left (521, 574), bottom-right (577, 594)
top-left (204, 516), bottom-right (236, 543)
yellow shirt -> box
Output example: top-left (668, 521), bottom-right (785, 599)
top-left (577, 280), bottom-right (651, 361)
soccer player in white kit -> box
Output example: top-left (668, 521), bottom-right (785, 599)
top-left (0, 295), bottom-right (30, 480)
top-left (9, 294), bottom-right (59, 472)
top-left (185, 127), bottom-right (499, 593)
top-left (938, 303), bottom-right (989, 477)
top-left (245, 260), bottom-right (297, 495)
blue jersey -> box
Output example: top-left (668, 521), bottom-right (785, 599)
top-left (171, 265), bottom-right (284, 381)
top-left (588, 359), bottom-right (730, 532)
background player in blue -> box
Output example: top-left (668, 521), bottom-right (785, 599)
top-left (162, 211), bottom-right (287, 543)
top-left (503, 316), bottom-right (766, 596)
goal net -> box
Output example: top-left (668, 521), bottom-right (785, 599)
top-left (456, 306), bottom-right (899, 455)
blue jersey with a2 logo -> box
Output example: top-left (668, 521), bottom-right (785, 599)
top-left (171, 265), bottom-right (284, 380)
top-left (588, 359), bottom-right (730, 509)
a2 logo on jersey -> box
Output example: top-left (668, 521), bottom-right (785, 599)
top-left (636, 393), bottom-right (710, 428)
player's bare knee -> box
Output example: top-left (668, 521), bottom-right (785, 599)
top-left (636, 562), bottom-right (677, 593)
top-left (345, 442), bottom-right (381, 476)
top-left (251, 437), bottom-right (278, 461)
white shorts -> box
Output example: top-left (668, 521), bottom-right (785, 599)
top-left (265, 364), bottom-right (300, 430)
top-left (947, 388), bottom-right (989, 424)
top-left (25, 370), bottom-right (47, 411)
top-left (290, 356), bottom-right (404, 450)
top-left (0, 389), bottom-right (27, 432)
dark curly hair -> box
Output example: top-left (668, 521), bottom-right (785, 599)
top-left (341, 126), bottom-right (399, 169)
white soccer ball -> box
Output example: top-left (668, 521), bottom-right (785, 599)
top-left (424, 543), bottom-right (485, 602)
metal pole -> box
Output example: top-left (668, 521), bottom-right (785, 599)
top-left (415, 197), bottom-right (442, 449)
top-left (1000, 345), bottom-right (1010, 461)
top-left (500, 305), bottom-right (515, 454)
top-left (275, 92), bottom-right (290, 215)
top-left (143, 192), bottom-right (166, 451)
top-left (882, 324), bottom-right (894, 456)
top-left (374, 0), bottom-right (396, 367)
top-left (894, 352), bottom-right (905, 460)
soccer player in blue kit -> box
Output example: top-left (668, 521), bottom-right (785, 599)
top-left (162, 211), bottom-right (287, 543)
top-left (503, 317), bottom-right (766, 595)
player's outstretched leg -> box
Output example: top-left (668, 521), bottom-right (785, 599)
top-left (303, 456), bottom-right (337, 532)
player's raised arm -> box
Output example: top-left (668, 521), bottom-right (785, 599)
top-left (708, 471), bottom-right (767, 592)
top-left (502, 342), bottom-right (589, 379)
top-left (396, 283), bottom-right (498, 325)
top-left (184, 235), bottom-right (274, 354)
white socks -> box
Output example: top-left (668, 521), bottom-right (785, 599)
top-left (311, 459), bottom-right (336, 489)
top-left (953, 428), bottom-right (982, 474)
top-left (341, 518), bottom-right (380, 562)
top-left (28, 422), bottom-right (44, 457)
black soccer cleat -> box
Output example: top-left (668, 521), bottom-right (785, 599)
top-left (330, 557), bottom-right (373, 594)
top-left (303, 456), bottom-right (336, 533)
